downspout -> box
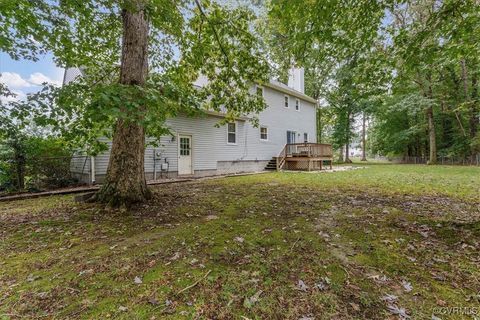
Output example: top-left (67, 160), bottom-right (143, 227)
top-left (90, 156), bottom-right (96, 185)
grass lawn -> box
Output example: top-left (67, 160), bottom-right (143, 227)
top-left (1, 164), bottom-right (479, 319)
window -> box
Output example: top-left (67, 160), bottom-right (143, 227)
top-left (179, 137), bottom-right (191, 156)
top-left (295, 99), bottom-right (300, 111)
top-left (260, 127), bottom-right (268, 140)
top-left (256, 85), bottom-right (263, 97)
top-left (284, 95), bottom-right (289, 108)
top-left (227, 122), bottom-right (236, 144)
top-left (304, 133), bottom-right (308, 143)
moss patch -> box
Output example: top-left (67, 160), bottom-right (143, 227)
top-left (1, 165), bottom-right (479, 319)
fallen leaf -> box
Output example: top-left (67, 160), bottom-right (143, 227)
top-left (350, 302), bottom-right (360, 311)
top-left (401, 280), bottom-right (413, 292)
top-left (381, 294), bottom-right (398, 303)
top-left (244, 290), bottom-right (263, 308)
top-left (387, 304), bottom-right (410, 319)
top-left (296, 280), bottom-right (309, 292)
top-left (234, 237), bottom-right (245, 243)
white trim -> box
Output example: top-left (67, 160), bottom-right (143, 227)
top-left (284, 95), bottom-right (289, 108)
top-left (226, 122), bottom-right (237, 145)
top-left (263, 82), bottom-right (317, 104)
top-left (177, 133), bottom-right (194, 175)
top-left (90, 156), bottom-right (95, 184)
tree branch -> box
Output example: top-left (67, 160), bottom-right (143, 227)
top-left (193, 0), bottom-right (230, 66)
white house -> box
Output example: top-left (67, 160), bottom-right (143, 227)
top-left (66, 68), bottom-right (319, 183)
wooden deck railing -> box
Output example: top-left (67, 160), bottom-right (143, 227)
top-left (277, 143), bottom-right (333, 170)
top-left (286, 143), bottom-right (333, 158)
top-left (277, 144), bottom-right (288, 170)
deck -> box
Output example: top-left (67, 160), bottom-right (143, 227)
top-left (276, 143), bottom-right (333, 171)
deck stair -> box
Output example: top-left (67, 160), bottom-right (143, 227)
top-left (265, 157), bottom-right (278, 171)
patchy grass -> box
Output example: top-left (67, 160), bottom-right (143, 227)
top-left (1, 164), bottom-right (479, 319)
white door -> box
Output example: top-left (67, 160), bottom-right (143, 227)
top-left (178, 135), bottom-right (193, 175)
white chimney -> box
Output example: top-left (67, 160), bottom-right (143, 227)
top-left (288, 67), bottom-right (304, 93)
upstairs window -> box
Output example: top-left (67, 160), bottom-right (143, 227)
top-left (304, 132), bottom-right (308, 143)
top-left (284, 95), bottom-right (289, 108)
top-left (227, 122), bottom-right (236, 144)
top-left (295, 99), bottom-right (300, 111)
top-left (260, 127), bottom-right (268, 140)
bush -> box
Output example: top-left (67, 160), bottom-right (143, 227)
top-left (0, 135), bottom-right (78, 193)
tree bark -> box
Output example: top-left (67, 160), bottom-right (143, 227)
top-left (470, 71), bottom-right (478, 139)
top-left (344, 111), bottom-right (352, 163)
top-left (15, 149), bottom-right (25, 190)
top-left (426, 105), bottom-right (437, 164)
top-left (361, 112), bottom-right (367, 161)
top-left (470, 68), bottom-right (479, 161)
top-left (317, 107), bottom-right (322, 143)
top-left (338, 145), bottom-right (344, 163)
top-left (425, 75), bottom-right (437, 164)
top-left (94, 4), bottom-right (151, 206)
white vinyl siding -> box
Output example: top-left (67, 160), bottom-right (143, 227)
top-left (79, 85), bottom-right (316, 176)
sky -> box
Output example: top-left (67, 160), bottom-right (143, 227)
top-left (0, 52), bottom-right (64, 103)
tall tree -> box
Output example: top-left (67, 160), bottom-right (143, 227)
top-left (1, 0), bottom-right (270, 206)
top-left (96, 3), bottom-right (151, 204)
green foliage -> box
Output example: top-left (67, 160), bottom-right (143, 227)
top-left (0, 121), bottom-right (75, 192)
top-left (265, 0), bottom-right (479, 160)
top-left (1, 0), bottom-right (270, 154)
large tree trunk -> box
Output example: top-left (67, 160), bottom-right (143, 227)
top-left (361, 112), bottom-right (367, 161)
top-left (94, 4), bottom-right (151, 206)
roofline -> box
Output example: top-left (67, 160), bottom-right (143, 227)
top-left (203, 110), bottom-right (250, 121)
top-left (263, 82), bottom-right (318, 104)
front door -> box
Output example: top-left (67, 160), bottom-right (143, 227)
top-left (287, 131), bottom-right (296, 144)
top-left (178, 135), bottom-right (193, 175)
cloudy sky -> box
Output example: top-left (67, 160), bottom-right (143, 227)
top-left (0, 52), bottom-right (64, 103)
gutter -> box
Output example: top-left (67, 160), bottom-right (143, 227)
top-left (263, 82), bottom-right (318, 104)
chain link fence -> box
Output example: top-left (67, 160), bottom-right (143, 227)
top-left (393, 154), bottom-right (480, 166)
top-left (0, 155), bottom-right (87, 195)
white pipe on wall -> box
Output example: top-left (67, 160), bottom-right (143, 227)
top-left (90, 156), bottom-right (96, 184)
